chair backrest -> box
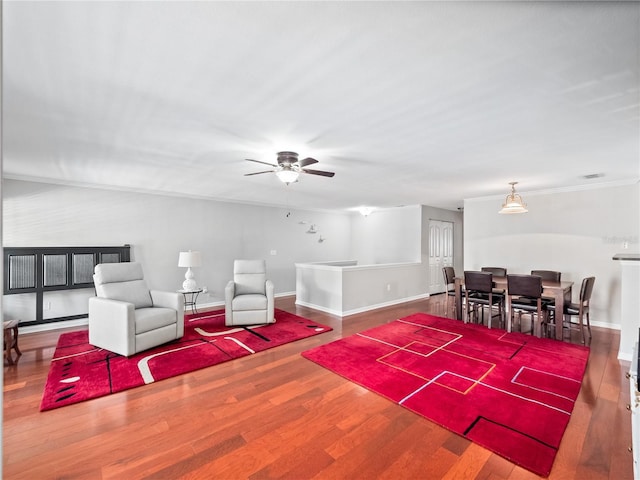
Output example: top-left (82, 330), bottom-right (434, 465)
top-left (580, 276), bottom-right (596, 304)
top-left (234, 259), bottom-right (267, 295)
top-left (507, 274), bottom-right (542, 298)
top-left (93, 262), bottom-right (153, 309)
top-left (464, 271), bottom-right (493, 293)
top-left (442, 266), bottom-right (455, 286)
top-left (531, 270), bottom-right (561, 282)
top-left (481, 267), bottom-right (507, 277)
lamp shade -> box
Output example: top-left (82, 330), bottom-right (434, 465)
top-left (178, 251), bottom-right (202, 268)
top-left (498, 182), bottom-right (528, 214)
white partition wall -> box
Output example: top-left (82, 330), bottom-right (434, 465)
top-left (295, 261), bottom-right (427, 316)
top-left (615, 254), bottom-right (640, 361)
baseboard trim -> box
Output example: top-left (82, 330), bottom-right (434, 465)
top-left (296, 293), bottom-right (431, 318)
top-left (20, 317), bottom-right (89, 334)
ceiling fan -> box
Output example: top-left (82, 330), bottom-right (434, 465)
top-left (244, 151), bottom-right (335, 184)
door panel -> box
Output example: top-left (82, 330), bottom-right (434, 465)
top-left (428, 220), bottom-right (454, 294)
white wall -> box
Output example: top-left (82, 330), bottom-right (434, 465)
top-left (349, 205), bottom-right (422, 264)
top-left (2, 179), bottom-right (352, 321)
top-left (463, 181), bottom-right (640, 330)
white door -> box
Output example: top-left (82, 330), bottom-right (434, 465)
top-left (428, 220), bottom-right (454, 294)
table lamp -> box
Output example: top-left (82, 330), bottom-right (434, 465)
top-left (178, 250), bottom-right (202, 290)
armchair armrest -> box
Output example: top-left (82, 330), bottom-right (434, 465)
top-left (225, 281), bottom-right (236, 325)
top-left (151, 290), bottom-right (184, 337)
top-left (88, 297), bottom-right (136, 356)
top-left (266, 279), bottom-right (275, 323)
top-left (150, 290), bottom-right (182, 313)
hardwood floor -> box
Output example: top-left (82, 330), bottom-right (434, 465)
top-left (3, 295), bottom-right (634, 479)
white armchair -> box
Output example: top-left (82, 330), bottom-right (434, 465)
top-left (88, 262), bottom-right (184, 356)
top-left (225, 259), bottom-right (275, 326)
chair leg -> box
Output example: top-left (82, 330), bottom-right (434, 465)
top-left (578, 313), bottom-right (586, 345)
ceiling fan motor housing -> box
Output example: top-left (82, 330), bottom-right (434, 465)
top-left (277, 151), bottom-right (299, 166)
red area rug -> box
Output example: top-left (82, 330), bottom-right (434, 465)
top-left (41, 309), bottom-right (331, 411)
top-left (301, 313), bottom-right (589, 477)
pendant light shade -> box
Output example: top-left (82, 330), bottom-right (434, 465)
top-left (499, 182), bottom-right (528, 214)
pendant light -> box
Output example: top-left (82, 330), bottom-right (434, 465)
top-left (499, 182), bottom-right (528, 214)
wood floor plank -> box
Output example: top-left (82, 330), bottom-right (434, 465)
top-left (2, 295), bottom-right (634, 479)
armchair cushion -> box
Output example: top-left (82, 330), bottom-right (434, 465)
top-left (93, 262), bottom-right (153, 308)
top-left (232, 294), bottom-right (268, 311)
top-left (233, 259), bottom-right (267, 295)
top-left (97, 280), bottom-right (153, 309)
top-left (135, 307), bottom-right (178, 334)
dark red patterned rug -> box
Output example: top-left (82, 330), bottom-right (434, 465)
top-left (41, 309), bottom-right (331, 411)
top-left (302, 313), bottom-right (589, 477)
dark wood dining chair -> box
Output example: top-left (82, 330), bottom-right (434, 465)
top-left (507, 274), bottom-right (551, 336)
top-left (442, 266), bottom-right (457, 318)
top-left (481, 267), bottom-right (507, 295)
top-left (481, 267), bottom-right (507, 277)
top-left (531, 270), bottom-right (562, 304)
top-left (547, 276), bottom-right (595, 344)
top-left (464, 271), bottom-right (504, 328)
top-left (530, 270), bottom-right (561, 282)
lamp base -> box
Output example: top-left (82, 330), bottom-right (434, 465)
top-left (182, 279), bottom-right (197, 291)
top-left (182, 267), bottom-right (197, 291)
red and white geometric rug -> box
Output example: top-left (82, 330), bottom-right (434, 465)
top-left (302, 312), bottom-right (589, 477)
top-left (41, 309), bottom-right (331, 411)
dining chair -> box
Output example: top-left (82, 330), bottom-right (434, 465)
top-left (506, 274), bottom-right (551, 336)
top-left (442, 266), bottom-right (457, 318)
top-left (481, 267), bottom-right (507, 295)
top-left (481, 267), bottom-right (507, 277)
top-left (464, 271), bottom-right (504, 328)
top-left (530, 270), bottom-right (561, 282)
top-left (546, 276), bottom-right (595, 344)
top-left (531, 270), bottom-right (562, 304)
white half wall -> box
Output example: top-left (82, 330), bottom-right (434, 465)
top-left (463, 181), bottom-right (640, 332)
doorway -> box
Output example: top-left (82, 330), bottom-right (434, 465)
top-left (428, 219), bottom-right (454, 294)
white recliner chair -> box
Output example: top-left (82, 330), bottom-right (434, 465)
top-left (88, 262), bottom-right (184, 356)
top-left (225, 259), bottom-right (275, 326)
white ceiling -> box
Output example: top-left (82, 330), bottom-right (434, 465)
top-left (3, 1), bottom-right (639, 212)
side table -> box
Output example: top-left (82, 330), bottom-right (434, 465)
top-left (178, 288), bottom-right (203, 314)
top-left (4, 319), bottom-right (22, 366)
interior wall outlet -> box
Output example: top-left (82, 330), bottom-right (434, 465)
top-left (386, 284), bottom-right (391, 292)
top-left (270, 250), bottom-right (277, 255)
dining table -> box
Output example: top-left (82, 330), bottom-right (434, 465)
top-left (454, 275), bottom-right (574, 340)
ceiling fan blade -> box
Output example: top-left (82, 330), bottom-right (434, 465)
top-left (301, 168), bottom-right (335, 177)
top-left (244, 170), bottom-right (274, 176)
top-left (246, 158), bottom-right (278, 167)
top-left (298, 157), bottom-right (319, 168)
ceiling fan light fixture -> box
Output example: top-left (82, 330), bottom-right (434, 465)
top-left (275, 169), bottom-right (299, 184)
top-left (358, 206), bottom-right (374, 217)
top-left (499, 182), bottom-right (528, 214)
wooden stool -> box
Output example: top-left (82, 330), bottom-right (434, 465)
top-left (4, 319), bottom-right (21, 366)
